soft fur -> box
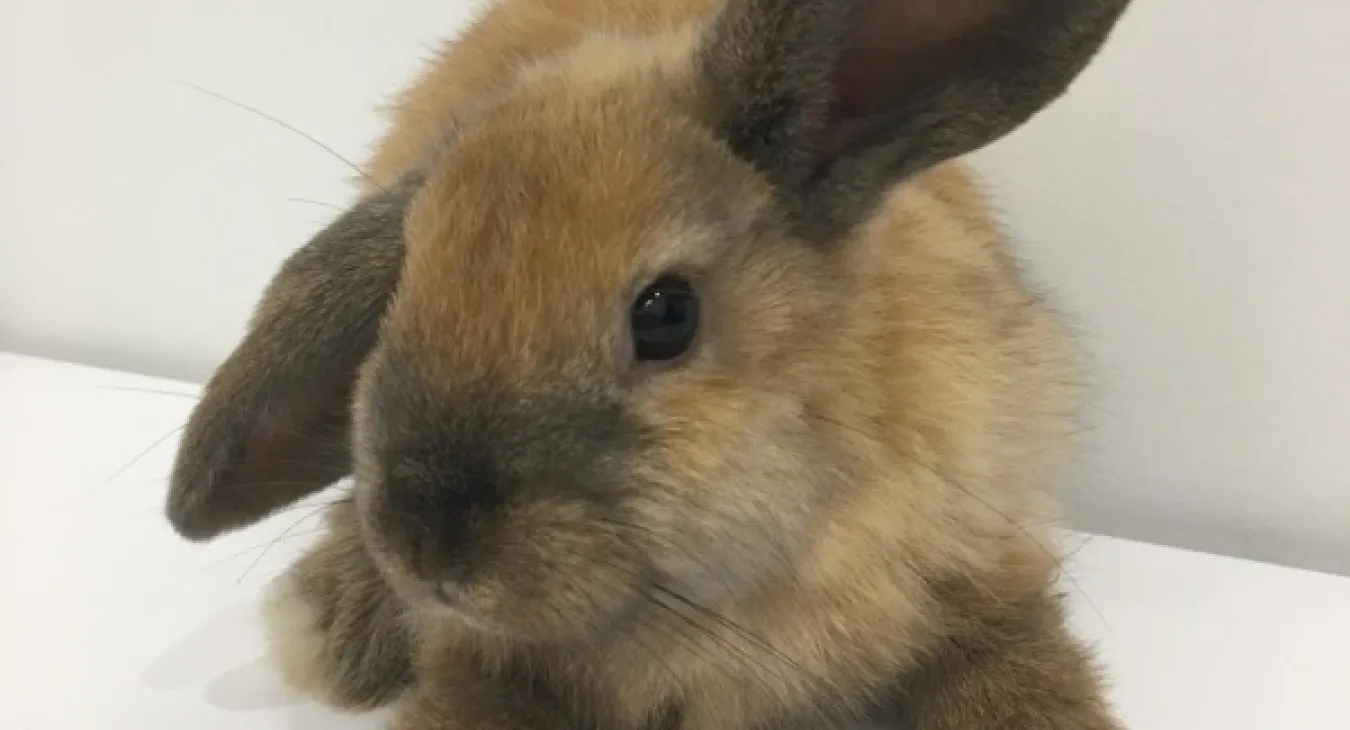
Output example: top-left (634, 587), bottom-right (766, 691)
top-left (166, 1), bottom-right (1133, 728)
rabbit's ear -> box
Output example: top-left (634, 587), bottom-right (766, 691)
top-left (697, 0), bottom-right (1131, 239)
top-left (165, 173), bottom-right (423, 541)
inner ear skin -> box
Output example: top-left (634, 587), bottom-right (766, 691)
top-left (700, 0), bottom-right (1132, 241)
top-left (214, 373), bottom-right (356, 523)
top-left (830, 0), bottom-right (990, 122)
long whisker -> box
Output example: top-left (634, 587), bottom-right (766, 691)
top-left (643, 587), bottom-right (797, 693)
top-left (600, 506), bottom-right (797, 589)
top-left (236, 501), bottom-right (334, 584)
top-left (582, 555), bottom-right (784, 695)
top-left (595, 516), bottom-right (814, 686)
top-left (278, 430), bottom-right (348, 453)
top-left (595, 516), bottom-right (737, 587)
top-left (632, 600), bottom-right (748, 690)
top-left (97, 385), bottom-right (200, 400)
top-left (1055, 532), bottom-right (1110, 629)
top-left (287, 197), bottom-right (345, 212)
top-left (174, 79), bottom-right (385, 192)
top-left (621, 613), bottom-right (684, 688)
top-left (194, 527), bottom-right (326, 574)
top-left (640, 593), bottom-right (764, 691)
top-left (565, 572), bottom-right (682, 689)
top-left (265, 496), bottom-right (352, 516)
top-left (183, 478), bottom-right (339, 492)
top-left (77, 424), bottom-right (185, 501)
top-left (651, 584), bottom-right (814, 689)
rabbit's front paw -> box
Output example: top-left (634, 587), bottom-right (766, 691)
top-left (261, 534), bottom-right (413, 710)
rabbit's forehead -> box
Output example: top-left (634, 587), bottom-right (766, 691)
top-left (390, 91), bottom-right (744, 377)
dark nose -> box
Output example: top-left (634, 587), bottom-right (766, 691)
top-left (434, 580), bottom-right (460, 604)
top-left (432, 563), bottom-right (470, 605)
top-left (376, 451), bottom-right (505, 592)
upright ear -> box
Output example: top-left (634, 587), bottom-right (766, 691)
top-left (165, 172), bottom-right (424, 541)
top-left (697, 0), bottom-right (1132, 238)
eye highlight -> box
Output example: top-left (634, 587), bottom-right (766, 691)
top-left (630, 275), bottom-right (699, 364)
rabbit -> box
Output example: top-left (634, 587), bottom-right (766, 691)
top-left (165, 0), bottom-right (1134, 728)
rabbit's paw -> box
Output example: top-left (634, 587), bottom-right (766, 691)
top-left (261, 546), bottom-right (413, 710)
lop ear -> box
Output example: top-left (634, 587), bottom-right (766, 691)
top-left (166, 172), bottom-right (423, 541)
top-left (698, 0), bottom-right (1132, 239)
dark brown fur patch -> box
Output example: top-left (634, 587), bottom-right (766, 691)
top-left (698, 0), bottom-right (1134, 238)
top-left (894, 580), bottom-right (1120, 730)
top-left (165, 170), bottom-right (425, 540)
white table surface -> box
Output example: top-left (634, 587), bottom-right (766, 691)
top-left (1, 351), bottom-right (1346, 730)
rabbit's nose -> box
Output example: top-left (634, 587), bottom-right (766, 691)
top-left (434, 580), bottom-right (459, 605)
top-left (433, 564), bottom-right (470, 606)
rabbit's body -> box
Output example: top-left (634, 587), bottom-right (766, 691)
top-left (168, 1), bottom-right (1133, 728)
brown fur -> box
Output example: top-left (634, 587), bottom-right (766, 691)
top-left (166, 1), bottom-right (1134, 728)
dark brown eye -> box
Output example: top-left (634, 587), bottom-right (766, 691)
top-left (631, 276), bottom-right (699, 363)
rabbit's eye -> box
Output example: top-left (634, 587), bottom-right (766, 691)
top-left (631, 276), bottom-right (699, 363)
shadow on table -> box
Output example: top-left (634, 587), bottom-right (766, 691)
top-left (142, 600), bottom-right (389, 728)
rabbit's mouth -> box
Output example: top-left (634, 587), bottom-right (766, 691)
top-left (356, 478), bottom-right (655, 642)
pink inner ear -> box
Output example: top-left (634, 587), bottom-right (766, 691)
top-left (830, 0), bottom-right (996, 123)
top-left (206, 372), bottom-right (355, 526)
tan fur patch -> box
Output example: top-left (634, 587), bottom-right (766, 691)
top-left (261, 572), bottom-right (337, 702)
top-left (364, 0), bottom-right (721, 188)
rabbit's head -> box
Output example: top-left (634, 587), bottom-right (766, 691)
top-left (168, 0), bottom-right (1130, 640)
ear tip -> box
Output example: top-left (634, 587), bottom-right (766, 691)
top-left (164, 485), bottom-right (230, 542)
top-left (165, 460), bottom-right (248, 541)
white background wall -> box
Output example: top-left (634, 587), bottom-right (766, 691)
top-left (3, 0), bottom-right (1347, 575)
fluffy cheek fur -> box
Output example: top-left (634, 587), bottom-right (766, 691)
top-left (619, 243), bottom-right (848, 606)
top-left (622, 389), bottom-right (829, 605)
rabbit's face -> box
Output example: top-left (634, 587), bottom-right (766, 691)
top-left (164, 0), bottom-right (1132, 645)
top-left (351, 88), bottom-right (845, 639)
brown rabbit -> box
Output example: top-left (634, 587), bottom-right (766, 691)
top-left (166, 0), bottom-right (1134, 728)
